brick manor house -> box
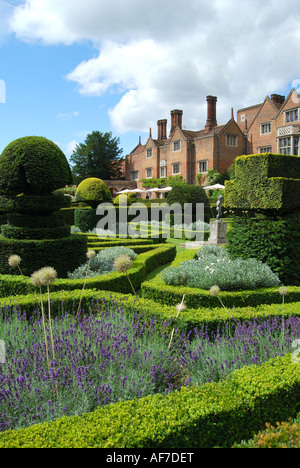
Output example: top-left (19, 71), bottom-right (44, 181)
top-left (237, 88), bottom-right (300, 157)
top-left (107, 89), bottom-right (300, 198)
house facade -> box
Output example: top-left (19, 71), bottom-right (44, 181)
top-left (237, 88), bottom-right (300, 156)
top-left (125, 96), bottom-right (244, 197)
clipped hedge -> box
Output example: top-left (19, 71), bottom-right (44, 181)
top-left (0, 234), bottom-right (87, 278)
top-left (140, 249), bottom-right (300, 309)
top-left (227, 213), bottom-right (300, 286)
top-left (0, 354), bottom-right (299, 448)
top-left (224, 153), bottom-right (300, 215)
top-left (0, 243), bottom-right (176, 297)
top-left (1, 287), bottom-right (300, 336)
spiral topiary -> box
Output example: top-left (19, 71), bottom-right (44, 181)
top-left (0, 136), bottom-right (87, 277)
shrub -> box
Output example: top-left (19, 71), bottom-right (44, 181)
top-left (166, 184), bottom-right (210, 224)
top-left (233, 415), bottom-right (300, 448)
top-left (0, 354), bottom-right (299, 448)
top-left (0, 235), bottom-right (87, 278)
top-left (161, 247), bottom-right (281, 291)
top-left (75, 178), bottom-right (112, 209)
top-left (0, 136), bottom-right (72, 196)
top-left (113, 193), bottom-right (136, 206)
top-left (0, 243), bottom-right (176, 296)
top-left (67, 247), bottom-right (137, 279)
top-left (227, 213), bottom-right (300, 285)
top-left (224, 153), bottom-right (300, 215)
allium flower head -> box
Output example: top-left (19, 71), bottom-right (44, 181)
top-left (176, 302), bottom-right (187, 313)
top-left (279, 286), bottom-right (289, 296)
top-left (30, 270), bottom-right (43, 288)
top-left (113, 255), bottom-right (133, 273)
top-left (8, 255), bottom-right (21, 268)
top-left (32, 267), bottom-right (57, 286)
top-left (210, 285), bottom-right (221, 297)
top-left (86, 250), bottom-right (96, 260)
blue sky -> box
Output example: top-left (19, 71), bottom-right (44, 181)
top-left (0, 0), bottom-right (300, 166)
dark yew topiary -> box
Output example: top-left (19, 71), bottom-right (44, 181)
top-left (0, 136), bottom-right (86, 277)
top-left (0, 136), bottom-right (72, 196)
top-left (166, 185), bottom-right (210, 225)
top-left (74, 178), bottom-right (112, 232)
top-left (225, 153), bottom-right (300, 285)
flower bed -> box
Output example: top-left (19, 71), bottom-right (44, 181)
top-left (0, 243), bottom-right (176, 297)
top-left (141, 249), bottom-right (300, 309)
top-left (0, 243), bottom-right (299, 448)
top-left (0, 351), bottom-right (299, 448)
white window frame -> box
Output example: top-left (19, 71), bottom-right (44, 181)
top-left (279, 137), bottom-right (292, 155)
top-left (198, 160), bottom-right (208, 173)
top-left (172, 162), bottom-right (181, 175)
top-left (146, 148), bottom-right (153, 159)
top-left (260, 122), bottom-right (272, 135)
top-left (160, 166), bottom-right (167, 178)
top-left (173, 140), bottom-right (181, 152)
top-left (240, 114), bottom-right (245, 122)
top-left (146, 167), bottom-right (153, 179)
top-left (285, 109), bottom-right (299, 124)
top-left (130, 171), bottom-right (139, 181)
top-left (225, 134), bottom-right (238, 147)
top-left (258, 146), bottom-right (272, 153)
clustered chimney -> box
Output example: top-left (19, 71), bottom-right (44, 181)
top-left (205, 95), bottom-right (218, 132)
top-left (157, 119), bottom-right (167, 140)
top-left (170, 109), bottom-right (183, 135)
top-left (271, 94), bottom-right (285, 106)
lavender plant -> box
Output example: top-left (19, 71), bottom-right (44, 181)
top-left (0, 301), bottom-right (299, 433)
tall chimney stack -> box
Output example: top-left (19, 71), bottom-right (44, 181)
top-left (170, 109), bottom-right (183, 136)
top-left (157, 119), bottom-right (167, 140)
top-left (205, 96), bottom-right (217, 132)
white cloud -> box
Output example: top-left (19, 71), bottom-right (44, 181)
top-left (9, 0), bottom-right (300, 135)
top-left (65, 139), bottom-right (78, 156)
top-left (56, 111), bottom-right (79, 120)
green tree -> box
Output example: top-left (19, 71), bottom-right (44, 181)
top-left (70, 131), bottom-right (124, 184)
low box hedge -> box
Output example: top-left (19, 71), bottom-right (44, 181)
top-left (140, 248), bottom-right (300, 309)
top-left (0, 243), bottom-right (176, 298)
top-left (0, 354), bottom-right (299, 448)
top-left (1, 286), bottom-right (300, 336)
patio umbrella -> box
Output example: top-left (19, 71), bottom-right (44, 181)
top-left (131, 188), bottom-right (145, 193)
top-left (116, 189), bottom-right (132, 194)
top-left (157, 187), bottom-right (173, 192)
top-left (204, 183), bottom-right (225, 191)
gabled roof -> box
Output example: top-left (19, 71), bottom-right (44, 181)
top-left (246, 95), bottom-right (283, 133)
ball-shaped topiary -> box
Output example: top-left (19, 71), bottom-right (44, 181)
top-left (0, 136), bottom-right (73, 196)
top-left (113, 193), bottom-right (136, 206)
top-left (75, 178), bottom-right (112, 209)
